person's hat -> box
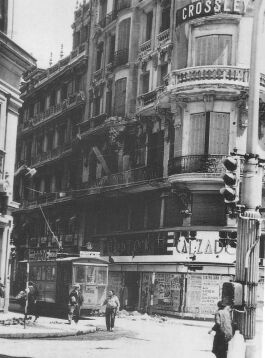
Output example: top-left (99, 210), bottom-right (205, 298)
top-left (73, 284), bottom-right (80, 289)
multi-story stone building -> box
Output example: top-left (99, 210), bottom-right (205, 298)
top-left (0, 0), bottom-right (35, 312)
top-left (13, 0), bottom-right (264, 318)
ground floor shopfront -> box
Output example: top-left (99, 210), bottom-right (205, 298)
top-left (104, 230), bottom-right (264, 319)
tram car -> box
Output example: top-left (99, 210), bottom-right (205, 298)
top-left (15, 252), bottom-right (109, 316)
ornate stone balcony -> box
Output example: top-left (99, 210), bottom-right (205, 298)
top-left (93, 68), bottom-right (104, 82)
top-left (21, 91), bottom-right (85, 132)
top-left (157, 29), bottom-right (170, 44)
top-left (139, 40), bottom-right (151, 56)
top-left (167, 66), bottom-right (265, 92)
top-left (137, 86), bottom-right (165, 112)
top-left (168, 155), bottom-right (226, 176)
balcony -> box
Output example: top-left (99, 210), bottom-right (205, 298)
top-left (93, 68), bottom-right (104, 82)
top-left (113, 49), bottom-right (129, 68)
top-left (79, 114), bottom-right (107, 134)
top-left (21, 91), bottom-right (85, 132)
top-left (92, 165), bottom-right (163, 189)
top-left (157, 29), bottom-right (170, 44)
top-left (139, 40), bottom-right (151, 55)
top-left (167, 66), bottom-right (265, 93)
top-left (168, 155), bottom-right (226, 176)
top-left (137, 86), bottom-right (165, 111)
top-left (31, 143), bottom-right (72, 167)
top-left (22, 191), bottom-right (72, 210)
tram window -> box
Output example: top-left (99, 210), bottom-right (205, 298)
top-left (97, 267), bottom-right (107, 285)
top-left (46, 266), bottom-right (52, 280)
top-left (87, 266), bottom-right (96, 284)
top-left (74, 265), bottom-right (86, 283)
top-left (36, 266), bottom-right (41, 280)
top-left (41, 266), bottom-right (46, 280)
top-left (51, 266), bottom-right (56, 281)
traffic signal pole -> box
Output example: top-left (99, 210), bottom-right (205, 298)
top-left (234, 0), bottom-right (265, 356)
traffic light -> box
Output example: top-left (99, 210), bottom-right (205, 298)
top-left (220, 156), bottom-right (240, 203)
top-left (222, 282), bottom-right (243, 307)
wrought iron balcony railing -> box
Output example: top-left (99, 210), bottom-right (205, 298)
top-left (31, 142), bottom-right (72, 166)
top-left (21, 91), bottom-right (85, 132)
top-left (168, 155), bottom-right (226, 176)
top-left (92, 165), bottom-right (163, 189)
top-left (139, 39), bottom-right (151, 54)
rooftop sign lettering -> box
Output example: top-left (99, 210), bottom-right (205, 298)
top-left (176, 0), bottom-right (245, 26)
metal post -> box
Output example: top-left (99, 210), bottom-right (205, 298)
top-left (235, 0), bottom-right (265, 355)
top-left (24, 241), bottom-right (30, 329)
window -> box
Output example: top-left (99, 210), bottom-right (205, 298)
top-left (146, 12), bottom-right (153, 41)
top-left (159, 63), bottom-right (168, 86)
top-left (105, 90), bottom-right (112, 116)
top-left (96, 42), bottom-right (104, 70)
top-left (195, 35), bottom-right (232, 66)
top-left (108, 34), bottom-right (116, 63)
top-left (160, 6), bottom-right (170, 32)
top-left (93, 96), bottom-right (101, 116)
top-left (114, 78), bottom-right (127, 116)
top-left (142, 72), bottom-right (150, 94)
top-left (188, 112), bottom-right (230, 156)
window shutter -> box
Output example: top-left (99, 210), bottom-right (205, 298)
top-left (209, 112), bottom-right (230, 154)
top-left (114, 78), bottom-right (127, 116)
top-left (118, 18), bottom-right (131, 51)
top-left (188, 113), bottom-right (206, 155)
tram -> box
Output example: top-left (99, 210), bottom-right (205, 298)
top-left (15, 252), bottom-right (109, 316)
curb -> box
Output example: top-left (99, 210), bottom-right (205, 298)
top-left (0, 325), bottom-right (97, 339)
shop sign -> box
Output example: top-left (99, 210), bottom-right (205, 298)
top-left (79, 251), bottom-right (100, 258)
top-left (173, 231), bottom-right (236, 259)
top-left (28, 249), bottom-right (58, 261)
top-left (176, 0), bottom-right (245, 26)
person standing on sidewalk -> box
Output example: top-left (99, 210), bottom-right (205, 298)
top-left (208, 301), bottom-right (233, 358)
top-left (68, 284), bottom-right (84, 324)
top-left (102, 290), bottom-right (120, 332)
top-left (27, 281), bottom-right (40, 322)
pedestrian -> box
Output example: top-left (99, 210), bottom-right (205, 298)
top-left (208, 301), bottom-right (233, 358)
top-left (102, 290), bottom-right (120, 332)
top-left (68, 284), bottom-right (84, 324)
top-left (26, 281), bottom-right (40, 322)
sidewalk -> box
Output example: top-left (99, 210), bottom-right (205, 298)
top-left (0, 312), bottom-right (97, 338)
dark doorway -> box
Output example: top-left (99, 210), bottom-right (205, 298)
top-left (124, 272), bottom-right (140, 310)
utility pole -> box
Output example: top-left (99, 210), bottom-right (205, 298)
top-left (234, 1), bottom-right (265, 357)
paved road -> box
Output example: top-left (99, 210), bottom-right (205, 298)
top-left (0, 316), bottom-right (263, 358)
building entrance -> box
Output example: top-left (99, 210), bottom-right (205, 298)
top-left (124, 272), bottom-right (140, 310)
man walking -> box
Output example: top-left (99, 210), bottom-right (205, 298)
top-left (68, 284), bottom-right (84, 324)
top-left (209, 301), bottom-right (233, 358)
top-left (103, 290), bottom-right (120, 332)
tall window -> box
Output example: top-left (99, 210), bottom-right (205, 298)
top-left (142, 72), bottom-right (150, 94)
top-left (96, 43), bottom-right (104, 70)
top-left (146, 11), bottom-right (153, 41)
top-left (108, 35), bottom-right (115, 64)
top-left (188, 112), bottom-right (230, 155)
top-left (195, 35), bottom-right (232, 66)
top-left (114, 78), bottom-right (127, 116)
top-left (160, 5), bottom-right (170, 32)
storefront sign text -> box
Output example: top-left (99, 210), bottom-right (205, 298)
top-left (176, 0), bottom-right (245, 26)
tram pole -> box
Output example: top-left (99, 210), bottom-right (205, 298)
top-left (234, 0), bottom-right (265, 356)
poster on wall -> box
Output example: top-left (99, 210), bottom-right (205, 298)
top-left (108, 272), bottom-right (123, 299)
top-left (185, 274), bottom-right (232, 315)
top-left (153, 273), bottom-right (183, 311)
top-left (140, 273), bottom-right (152, 310)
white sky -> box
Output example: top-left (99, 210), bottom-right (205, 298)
top-left (12, 0), bottom-right (78, 68)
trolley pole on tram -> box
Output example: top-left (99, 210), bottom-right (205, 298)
top-left (234, 0), bottom-right (265, 356)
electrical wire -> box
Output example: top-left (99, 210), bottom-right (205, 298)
top-left (38, 204), bottom-right (61, 248)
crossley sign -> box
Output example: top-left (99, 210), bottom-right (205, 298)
top-left (176, 0), bottom-right (245, 26)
